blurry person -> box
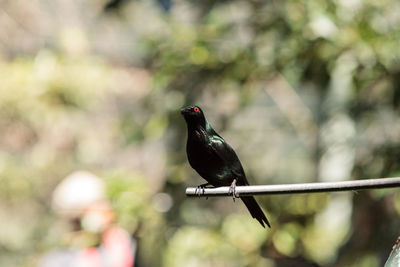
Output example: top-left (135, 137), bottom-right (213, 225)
top-left (39, 171), bottom-right (136, 267)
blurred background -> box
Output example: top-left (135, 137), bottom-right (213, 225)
top-left (1, 0), bottom-right (400, 266)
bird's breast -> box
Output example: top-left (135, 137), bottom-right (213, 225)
top-left (186, 136), bottom-right (213, 166)
top-left (186, 133), bottom-right (231, 185)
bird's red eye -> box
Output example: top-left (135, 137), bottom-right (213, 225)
top-left (194, 107), bottom-right (199, 112)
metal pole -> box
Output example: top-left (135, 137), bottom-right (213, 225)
top-left (185, 177), bottom-right (400, 197)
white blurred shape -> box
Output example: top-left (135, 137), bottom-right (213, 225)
top-left (34, 50), bottom-right (57, 84)
top-left (320, 145), bottom-right (355, 182)
top-left (152, 193), bottom-right (173, 213)
top-left (59, 27), bottom-right (88, 56)
top-left (328, 52), bottom-right (357, 109)
top-left (310, 15), bottom-right (338, 39)
top-left (81, 201), bottom-right (114, 233)
top-left (319, 114), bottom-right (356, 182)
top-left (316, 194), bottom-right (352, 229)
top-left (52, 171), bottom-right (105, 216)
top-left (305, 194), bottom-right (352, 263)
top-left (338, 0), bottom-right (361, 9)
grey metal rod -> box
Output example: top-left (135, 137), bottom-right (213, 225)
top-left (185, 177), bottom-right (400, 197)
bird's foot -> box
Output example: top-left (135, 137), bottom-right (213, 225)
top-left (229, 179), bottom-right (238, 202)
top-left (195, 183), bottom-right (211, 198)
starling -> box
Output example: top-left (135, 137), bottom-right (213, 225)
top-left (181, 105), bottom-right (270, 228)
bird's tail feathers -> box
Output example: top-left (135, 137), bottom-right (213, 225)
top-left (241, 196), bottom-right (270, 228)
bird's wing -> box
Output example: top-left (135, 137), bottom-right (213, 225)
top-left (209, 135), bottom-right (249, 185)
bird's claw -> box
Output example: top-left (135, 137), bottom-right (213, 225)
top-left (229, 179), bottom-right (238, 201)
top-left (195, 183), bottom-right (211, 199)
top-left (195, 186), bottom-right (204, 197)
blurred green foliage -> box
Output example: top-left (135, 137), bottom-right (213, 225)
top-left (1, 0), bottom-right (400, 266)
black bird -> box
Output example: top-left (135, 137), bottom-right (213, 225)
top-left (181, 105), bottom-right (270, 228)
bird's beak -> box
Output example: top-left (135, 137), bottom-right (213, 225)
top-left (180, 107), bottom-right (188, 115)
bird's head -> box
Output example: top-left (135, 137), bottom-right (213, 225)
top-left (180, 105), bottom-right (206, 127)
